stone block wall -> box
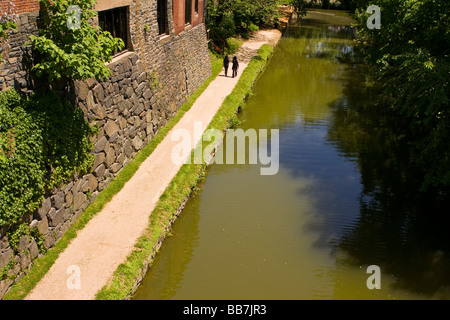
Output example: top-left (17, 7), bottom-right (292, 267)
top-left (0, 0), bottom-right (211, 298)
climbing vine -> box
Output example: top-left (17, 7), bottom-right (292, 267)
top-left (29, 0), bottom-right (124, 83)
top-left (0, 89), bottom-right (97, 228)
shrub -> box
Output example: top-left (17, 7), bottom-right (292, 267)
top-left (0, 89), bottom-right (96, 228)
top-left (29, 0), bottom-right (124, 83)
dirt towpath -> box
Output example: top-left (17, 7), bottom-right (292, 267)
top-left (25, 29), bottom-right (282, 300)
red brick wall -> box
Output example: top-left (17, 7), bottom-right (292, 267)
top-left (0, 0), bottom-right (40, 15)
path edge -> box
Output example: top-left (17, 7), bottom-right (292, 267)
top-left (96, 43), bottom-right (278, 300)
top-left (2, 54), bottom-right (223, 301)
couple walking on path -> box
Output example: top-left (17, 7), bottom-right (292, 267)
top-left (223, 55), bottom-right (239, 78)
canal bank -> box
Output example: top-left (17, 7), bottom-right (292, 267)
top-left (5, 29), bottom-right (283, 300)
top-left (97, 33), bottom-right (283, 300)
top-left (133, 9), bottom-right (450, 300)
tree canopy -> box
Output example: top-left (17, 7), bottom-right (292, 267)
top-left (352, 0), bottom-right (450, 192)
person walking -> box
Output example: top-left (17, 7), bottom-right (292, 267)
top-left (223, 55), bottom-right (230, 77)
top-left (232, 56), bottom-right (239, 78)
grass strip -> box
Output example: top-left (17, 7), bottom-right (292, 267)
top-left (2, 53), bottom-right (223, 300)
top-left (95, 44), bottom-right (275, 300)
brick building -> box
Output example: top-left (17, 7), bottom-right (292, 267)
top-left (0, 0), bottom-right (212, 298)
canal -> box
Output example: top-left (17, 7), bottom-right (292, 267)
top-left (133, 10), bottom-right (450, 300)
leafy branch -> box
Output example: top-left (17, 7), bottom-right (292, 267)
top-left (29, 0), bottom-right (124, 83)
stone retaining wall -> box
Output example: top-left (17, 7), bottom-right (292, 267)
top-left (0, 0), bottom-right (211, 298)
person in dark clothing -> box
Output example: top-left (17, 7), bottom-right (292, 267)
top-left (232, 56), bottom-right (239, 78)
top-left (223, 55), bottom-right (230, 77)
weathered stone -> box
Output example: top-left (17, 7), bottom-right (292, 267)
top-left (37, 197), bottom-right (52, 220)
top-left (118, 116), bottom-right (127, 130)
top-left (63, 181), bottom-right (74, 194)
top-left (73, 178), bottom-right (84, 193)
top-left (37, 216), bottom-right (49, 235)
top-left (51, 191), bottom-right (65, 210)
top-left (117, 152), bottom-right (126, 165)
top-left (133, 103), bottom-right (145, 116)
top-left (0, 277), bottom-right (14, 298)
top-left (28, 239), bottom-right (39, 259)
top-left (109, 132), bottom-right (119, 143)
top-left (18, 234), bottom-right (29, 252)
top-left (136, 60), bottom-right (144, 73)
top-left (76, 81), bottom-right (89, 101)
top-left (143, 89), bottom-right (153, 100)
top-left (73, 192), bottom-right (87, 212)
top-left (132, 136), bottom-right (144, 150)
top-left (0, 247), bottom-right (13, 270)
top-left (118, 99), bottom-right (132, 114)
top-left (94, 136), bottom-right (108, 153)
top-left (124, 140), bottom-right (133, 157)
top-left (136, 82), bottom-right (147, 95)
top-left (137, 72), bottom-right (147, 84)
top-left (92, 104), bottom-right (107, 119)
top-left (19, 251), bottom-right (31, 269)
top-left (65, 191), bottom-right (73, 208)
top-left (104, 120), bottom-right (120, 138)
top-left (94, 163), bottom-right (106, 178)
top-left (128, 127), bottom-right (136, 139)
top-left (93, 84), bottom-right (105, 102)
top-left (81, 180), bottom-right (91, 193)
top-left (105, 147), bottom-right (116, 168)
top-left (110, 163), bottom-right (122, 174)
top-left (86, 91), bottom-right (95, 110)
top-left (47, 207), bottom-right (56, 221)
top-left (93, 152), bottom-right (106, 170)
top-left (87, 174), bottom-right (98, 192)
top-left (125, 86), bottom-right (134, 99)
top-left (49, 207), bottom-right (66, 227)
top-left (44, 231), bottom-right (55, 249)
top-left (146, 124), bottom-right (154, 136)
top-left (122, 57), bottom-right (133, 72)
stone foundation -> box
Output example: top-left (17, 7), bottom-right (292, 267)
top-left (0, 0), bottom-right (211, 298)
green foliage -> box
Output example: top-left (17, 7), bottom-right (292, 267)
top-left (353, 0), bottom-right (450, 191)
top-left (7, 223), bottom-right (31, 253)
top-left (289, 0), bottom-right (319, 17)
top-left (29, 0), bottom-right (124, 83)
top-left (0, 20), bottom-right (16, 40)
top-left (0, 89), bottom-right (96, 228)
top-left (224, 37), bottom-right (244, 55)
top-left (206, 0), bottom-right (280, 43)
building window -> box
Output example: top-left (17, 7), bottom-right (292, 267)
top-left (185, 0), bottom-right (192, 25)
top-left (194, 0), bottom-right (198, 14)
top-left (98, 6), bottom-right (130, 56)
top-left (157, 0), bottom-right (169, 35)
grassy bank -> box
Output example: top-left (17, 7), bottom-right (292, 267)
top-left (2, 54), bottom-right (223, 301)
top-left (96, 44), bottom-right (275, 300)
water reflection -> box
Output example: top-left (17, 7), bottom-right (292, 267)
top-left (133, 10), bottom-right (450, 300)
top-left (327, 62), bottom-right (450, 298)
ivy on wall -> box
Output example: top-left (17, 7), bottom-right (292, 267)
top-left (0, 89), bottom-right (97, 228)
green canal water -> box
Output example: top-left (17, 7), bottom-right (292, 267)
top-left (133, 10), bottom-right (450, 300)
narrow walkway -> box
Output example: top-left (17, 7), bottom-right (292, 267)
top-left (25, 29), bottom-right (282, 300)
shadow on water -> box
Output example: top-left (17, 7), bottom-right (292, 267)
top-left (133, 9), bottom-right (450, 300)
top-left (326, 60), bottom-right (450, 298)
